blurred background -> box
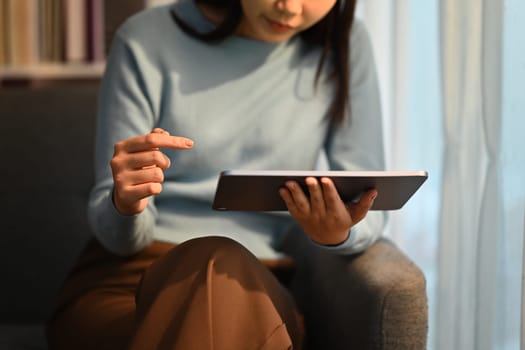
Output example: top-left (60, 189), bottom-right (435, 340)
top-left (357, 1), bottom-right (525, 349)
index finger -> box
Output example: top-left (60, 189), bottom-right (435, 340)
top-left (118, 133), bottom-right (194, 153)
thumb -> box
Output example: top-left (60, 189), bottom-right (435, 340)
top-left (151, 128), bottom-right (170, 135)
top-left (346, 189), bottom-right (377, 224)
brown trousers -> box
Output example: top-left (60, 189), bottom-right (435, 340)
top-left (46, 236), bottom-right (304, 350)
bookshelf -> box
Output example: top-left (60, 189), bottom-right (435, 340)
top-left (0, 0), bottom-right (148, 85)
top-left (0, 62), bottom-right (105, 80)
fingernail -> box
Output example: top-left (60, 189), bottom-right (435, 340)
top-left (306, 177), bottom-right (317, 186)
top-left (185, 139), bottom-right (194, 147)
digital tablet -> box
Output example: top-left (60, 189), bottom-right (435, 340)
top-left (212, 170), bottom-right (428, 211)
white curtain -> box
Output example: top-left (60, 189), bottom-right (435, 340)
top-left (437, 0), bottom-right (503, 348)
top-left (438, 0), bottom-right (525, 348)
top-left (360, 0), bottom-right (525, 349)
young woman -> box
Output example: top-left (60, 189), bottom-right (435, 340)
top-left (47, 0), bottom-right (385, 348)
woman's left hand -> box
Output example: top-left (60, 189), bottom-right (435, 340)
top-left (279, 177), bottom-right (377, 246)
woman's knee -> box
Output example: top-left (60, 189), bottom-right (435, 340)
top-left (136, 236), bottom-right (260, 302)
top-left (183, 235), bottom-right (252, 257)
top-left (161, 236), bottom-right (255, 268)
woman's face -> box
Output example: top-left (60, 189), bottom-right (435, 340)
top-left (237, 0), bottom-right (337, 43)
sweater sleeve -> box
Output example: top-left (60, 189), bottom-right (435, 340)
top-left (87, 26), bottom-right (162, 256)
top-left (319, 19), bottom-right (387, 255)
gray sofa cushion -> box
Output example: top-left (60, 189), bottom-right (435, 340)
top-left (0, 83), bottom-right (99, 322)
top-left (0, 324), bottom-right (46, 350)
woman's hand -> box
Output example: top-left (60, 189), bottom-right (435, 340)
top-left (110, 128), bottom-right (194, 216)
top-left (279, 177), bottom-right (377, 246)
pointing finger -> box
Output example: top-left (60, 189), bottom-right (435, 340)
top-left (116, 133), bottom-right (194, 154)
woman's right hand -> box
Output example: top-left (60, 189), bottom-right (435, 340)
top-left (110, 128), bottom-right (194, 216)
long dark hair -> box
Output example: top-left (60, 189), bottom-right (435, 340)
top-left (171, 0), bottom-right (358, 125)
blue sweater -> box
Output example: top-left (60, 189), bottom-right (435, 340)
top-left (88, 0), bottom-right (385, 258)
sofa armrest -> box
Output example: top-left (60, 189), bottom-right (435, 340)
top-left (281, 231), bottom-right (428, 350)
top-left (342, 238), bottom-right (428, 349)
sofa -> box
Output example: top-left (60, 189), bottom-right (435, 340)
top-left (0, 83), bottom-right (428, 349)
top-left (0, 83), bottom-right (97, 349)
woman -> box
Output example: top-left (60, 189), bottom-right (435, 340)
top-left (47, 0), bottom-right (384, 348)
